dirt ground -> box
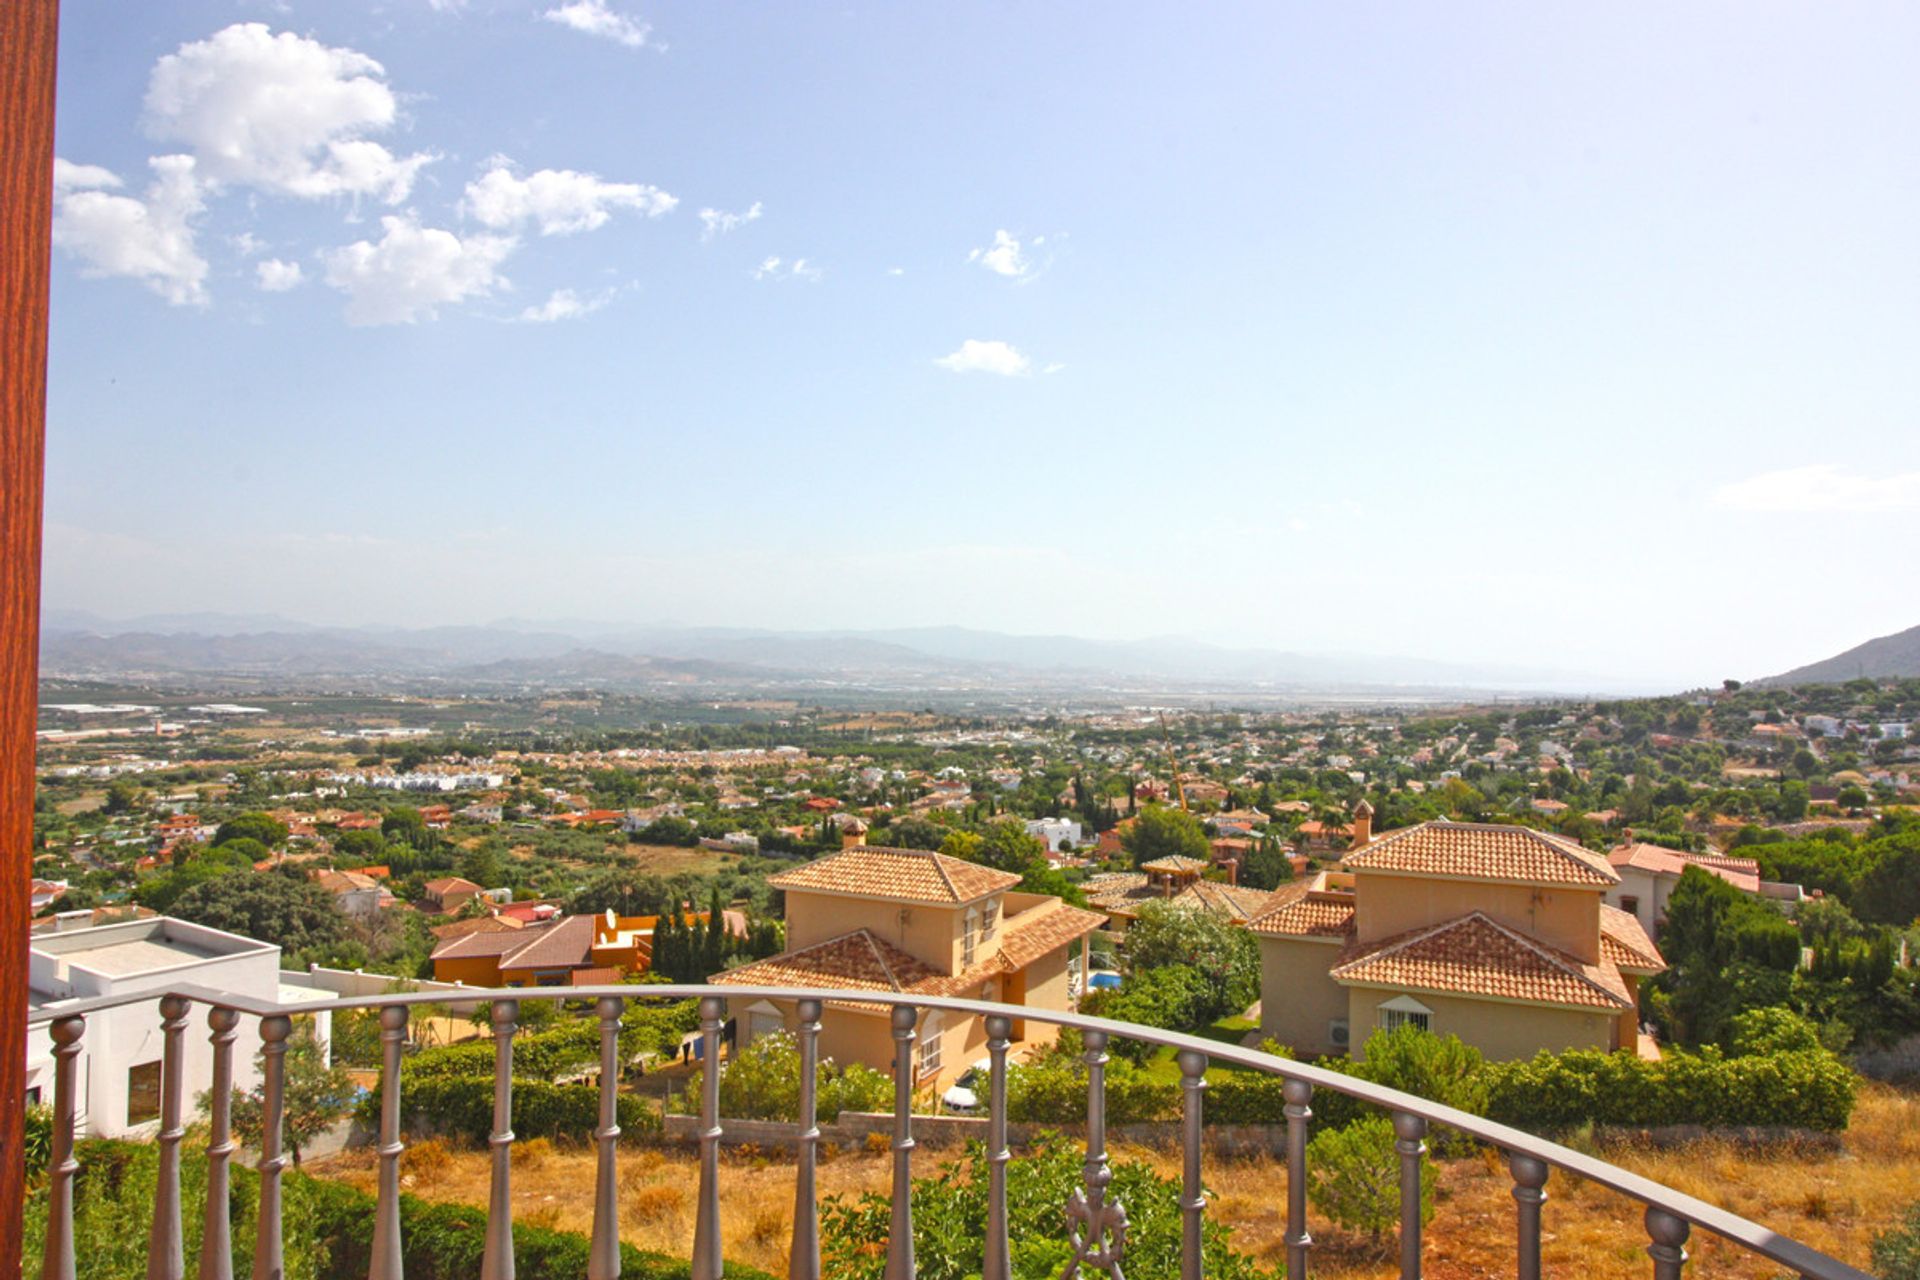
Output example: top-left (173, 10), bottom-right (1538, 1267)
top-left (306, 1082), bottom-right (1918, 1278)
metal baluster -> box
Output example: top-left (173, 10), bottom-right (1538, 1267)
top-left (370, 1006), bottom-right (409, 1280)
top-left (251, 1014), bottom-right (292, 1280)
top-left (40, 1015), bottom-right (84, 1280)
top-left (1392, 1112), bottom-right (1427, 1280)
top-left (1646, 1208), bottom-right (1690, 1280)
top-left (691, 997), bottom-right (724, 1280)
top-left (1509, 1154), bottom-right (1549, 1280)
top-left (199, 1007), bottom-right (240, 1280)
top-left (481, 1000), bottom-right (518, 1280)
top-left (1282, 1078), bottom-right (1313, 1280)
top-left (982, 1015), bottom-right (1013, 1280)
top-left (590, 996), bottom-right (625, 1280)
top-left (1178, 1049), bottom-right (1208, 1280)
top-left (884, 1004), bottom-right (917, 1280)
top-left (789, 999), bottom-right (823, 1280)
top-left (1063, 1029), bottom-right (1126, 1280)
top-left (147, 996), bottom-right (191, 1280)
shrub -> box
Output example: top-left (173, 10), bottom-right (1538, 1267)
top-left (1307, 1115), bottom-right (1435, 1239)
top-left (1005, 1051), bottom-right (1177, 1125)
top-left (669, 1030), bottom-right (894, 1123)
top-left (1481, 1046), bottom-right (1855, 1133)
top-left (1725, 1005), bottom-right (1822, 1056)
top-left (819, 1132), bottom-right (1266, 1280)
top-left (1871, 1201), bottom-right (1920, 1280)
top-left (1084, 964), bottom-right (1218, 1062)
top-left (398, 1075), bottom-right (660, 1144)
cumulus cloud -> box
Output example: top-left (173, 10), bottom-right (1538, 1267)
top-left (697, 201), bottom-right (762, 241)
top-left (543, 0), bottom-right (654, 48)
top-left (255, 258), bottom-right (304, 291)
top-left (322, 216), bottom-right (513, 325)
top-left (968, 229), bottom-right (1030, 278)
top-left (51, 155), bottom-right (209, 306)
top-left (934, 339), bottom-right (1031, 376)
top-left (752, 256), bottom-right (821, 282)
top-left (465, 161), bottom-right (675, 235)
top-left (518, 288), bottom-right (607, 323)
top-left (141, 23), bottom-right (431, 204)
top-left (1712, 464), bottom-right (1920, 513)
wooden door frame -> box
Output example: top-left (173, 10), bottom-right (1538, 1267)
top-left (2, 2), bottom-right (60, 1275)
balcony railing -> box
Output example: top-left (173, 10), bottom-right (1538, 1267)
top-left (27, 982), bottom-right (1874, 1280)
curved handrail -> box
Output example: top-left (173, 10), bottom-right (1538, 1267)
top-left (33, 980), bottom-right (1874, 1280)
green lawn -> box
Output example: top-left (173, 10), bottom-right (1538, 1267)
top-left (1133, 1014), bottom-right (1264, 1086)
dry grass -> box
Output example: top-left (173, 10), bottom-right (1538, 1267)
top-left (305, 1084), bottom-right (1918, 1279)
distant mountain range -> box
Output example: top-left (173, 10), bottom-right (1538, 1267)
top-left (37, 611), bottom-right (1636, 697)
top-left (1758, 624), bottom-right (1920, 686)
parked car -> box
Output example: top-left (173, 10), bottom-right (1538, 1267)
top-left (941, 1058), bottom-right (995, 1113)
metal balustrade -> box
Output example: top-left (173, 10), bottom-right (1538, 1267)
top-left (26, 982), bottom-right (1875, 1280)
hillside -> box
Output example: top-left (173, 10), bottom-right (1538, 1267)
top-left (1761, 623), bottom-right (1920, 686)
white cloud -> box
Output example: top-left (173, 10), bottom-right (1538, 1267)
top-left (968, 229), bottom-right (1030, 279)
top-left (255, 258), bottom-right (304, 291)
top-left (886, 266), bottom-right (905, 277)
top-left (141, 23), bottom-right (431, 204)
top-left (322, 215), bottom-right (513, 325)
top-left (1042, 362), bottom-right (1066, 375)
top-left (697, 201), bottom-right (762, 241)
top-left (752, 256), bottom-right (822, 282)
top-left (1712, 464), bottom-right (1920, 513)
top-left (51, 155), bottom-right (208, 306)
top-left (518, 288), bottom-right (607, 323)
top-left (543, 0), bottom-right (653, 48)
top-left (934, 339), bottom-right (1031, 376)
top-left (465, 161), bottom-right (675, 235)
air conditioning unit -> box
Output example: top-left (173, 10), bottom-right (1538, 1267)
top-left (1328, 1019), bottom-right (1350, 1048)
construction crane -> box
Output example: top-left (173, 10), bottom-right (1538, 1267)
top-left (1157, 712), bottom-right (1188, 811)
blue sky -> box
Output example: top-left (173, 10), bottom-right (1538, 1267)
top-left (42, 2), bottom-right (1920, 686)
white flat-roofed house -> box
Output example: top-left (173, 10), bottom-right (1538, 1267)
top-left (27, 917), bottom-right (285, 1138)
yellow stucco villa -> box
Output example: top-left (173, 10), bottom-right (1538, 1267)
top-left (1248, 805), bottom-right (1666, 1061)
top-left (710, 845), bottom-right (1107, 1087)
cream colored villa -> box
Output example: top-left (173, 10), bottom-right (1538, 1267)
top-left (1247, 811), bottom-right (1665, 1061)
top-left (711, 845), bottom-right (1106, 1087)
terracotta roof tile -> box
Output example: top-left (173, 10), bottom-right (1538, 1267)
top-left (1344, 821), bottom-right (1617, 887)
top-left (1085, 873), bottom-right (1271, 922)
top-left (1246, 887), bottom-right (1358, 940)
top-left (1608, 843), bottom-right (1760, 893)
top-left (768, 846), bottom-right (1021, 905)
top-left (1139, 855), bottom-right (1210, 874)
top-left (1599, 904), bottom-right (1667, 973)
top-left (993, 903), bottom-right (1108, 970)
top-left (1330, 912), bottom-right (1633, 1011)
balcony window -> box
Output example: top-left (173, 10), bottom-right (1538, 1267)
top-left (1378, 995), bottom-right (1432, 1034)
top-left (127, 1060), bottom-right (162, 1126)
top-left (919, 1016), bottom-right (944, 1080)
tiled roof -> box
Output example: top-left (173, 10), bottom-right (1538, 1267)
top-left (1343, 821), bottom-right (1617, 887)
top-left (430, 915), bottom-right (598, 971)
top-left (768, 846), bottom-right (1021, 905)
top-left (1599, 904), bottom-right (1666, 973)
top-left (1085, 873), bottom-right (1271, 922)
top-left (1140, 855), bottom-right (1210, 874)
top-left (993, 903), bottom-right (1108, 970)
top-left (1246, 886), bottom-right (1357, 940)
top-left (1330, 912), bottom-right (1633, 1011)
top-left (432, 919), bottom-right (559, 961)
top-left (1608, 843), bottom-right (1760, 893)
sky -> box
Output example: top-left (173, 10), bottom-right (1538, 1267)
top-left (40, 1), bottom-right (1920, 688)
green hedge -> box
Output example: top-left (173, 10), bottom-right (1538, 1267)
top-left (304, 1175), bottom-right (775, 1280)
top-left (1204, 1029), bottom-right (1856, 1136)
top-left (1481, 1047), bottom-right (1856, 1133)
top-left (394, 1075), bottom-right (660, 1143)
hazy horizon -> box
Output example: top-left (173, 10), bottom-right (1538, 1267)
top-left (43, 3), bottom-right (1920, 691)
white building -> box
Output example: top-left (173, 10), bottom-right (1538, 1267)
top-left (1024, 817), bottom-right (1085, 851)
top-left (27, 917), bottom-right (289, 1138)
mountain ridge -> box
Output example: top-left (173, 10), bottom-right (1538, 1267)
top-left (1758, 623), bottom-right (1920, 686)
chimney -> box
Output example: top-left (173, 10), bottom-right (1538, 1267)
top-left (1350, 799), bottom-right (1374, 850)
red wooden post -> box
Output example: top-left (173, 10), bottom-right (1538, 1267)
top-left (1, 2), bottom-right (61, 1275)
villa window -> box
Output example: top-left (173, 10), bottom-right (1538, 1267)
top-left (963, 909), bottom-right (978, 967)
top-left (981, 898), bottom-right (998, 940)
top-left (1621, 895), bottom-right (1640, 915)
top-left (127, 1060), bottom-right (162, 1126)
top-left (1378, 995), bottom-right (1433, 1034)
top-left (919, 1016), bottom-right (944, 1079)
